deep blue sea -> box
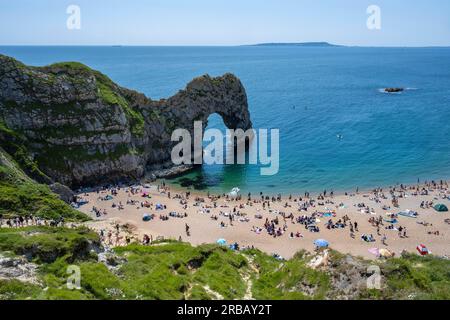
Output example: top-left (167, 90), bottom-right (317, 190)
top-left (1, 46), bottom-right (450, 194)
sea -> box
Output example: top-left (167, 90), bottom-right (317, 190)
top-left (1, 45), bottom-right (450, 195)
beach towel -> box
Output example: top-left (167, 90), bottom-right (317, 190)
top-left (398, 210), bottom-right (418, 218)
top-left (379, 248), bottom-right (394, 258)
top-left (142, 214), bottom-right (152, 222)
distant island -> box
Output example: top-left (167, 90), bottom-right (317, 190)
top-left (249, 42), bottom-right (340, 47)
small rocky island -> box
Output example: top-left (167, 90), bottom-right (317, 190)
top-left (384, 87), bottom-right (404, 93)
top-left (0, 55), bottom-right (252, 189)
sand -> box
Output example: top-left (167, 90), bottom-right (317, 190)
top-left (76, 182), bottom-right (450, 259)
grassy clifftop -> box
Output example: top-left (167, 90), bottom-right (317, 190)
top-left (0, 226), bottom-right (448, 300)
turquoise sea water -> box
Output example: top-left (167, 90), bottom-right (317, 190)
top-left (1, 46), bottom-right (450, 194)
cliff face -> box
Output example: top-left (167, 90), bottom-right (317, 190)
top-left (0, 54), bottom-right (251, 187)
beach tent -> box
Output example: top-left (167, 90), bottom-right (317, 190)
top-left (216, 238), bottom-right (227, 246)
top-left (434, 204), bottom-right (448, 212)
top-left (155, 203), bottom-right (164, 210)
top-left (229, 187), bottom-right (240, 199)
top-left (314, 239), bottom-right (329, 248)
top-left (416, 244), bottom-right (429, 256)
top-left (142, 213), bottom-right (152, 222)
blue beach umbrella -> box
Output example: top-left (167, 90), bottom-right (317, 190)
top-left (314, 239), bottom-right (329, 248)
top-left (216, 238), bottom-right (227, 246)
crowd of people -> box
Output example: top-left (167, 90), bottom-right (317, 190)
top-left (0, 214), bottom-right (66, 228)
top-left (67, 178), bottom-right (450, 257)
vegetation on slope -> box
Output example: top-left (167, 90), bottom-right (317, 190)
top-left (0, 120), bottom-right (50, 183)
top-left (0, 226), bottom-right (448, 300)
top-left (0, 147), bottom-right (89, 221)
top-left (40, 61), bottom-right (146, 137)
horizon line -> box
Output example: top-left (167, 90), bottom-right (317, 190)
top-left (1, 44), bottom-right (450, 48)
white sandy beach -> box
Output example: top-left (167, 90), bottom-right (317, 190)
top-left (78, 181), bottom-right (450, 260)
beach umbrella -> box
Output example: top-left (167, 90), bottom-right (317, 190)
top-left (434, 204), bottom-right (448, 212)
top-left (216, 238), bottom-right (227, 246)
top-left (314, 239), bottom-right (329, 248)
top-left (142, 213), bottom-right (152, 222)
top-left (368, 248), bottom-right (380, 257)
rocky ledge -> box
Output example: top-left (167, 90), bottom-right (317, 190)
top-left (0, 54), bottom-right (252, 189)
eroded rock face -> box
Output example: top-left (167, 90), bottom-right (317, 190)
top-left (0, 55), bottom-right (252, 187)
top-left (0, 254), bottom-right (39, 285)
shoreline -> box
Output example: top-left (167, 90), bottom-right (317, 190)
top-left (160, 173), bottom-right (450, 198)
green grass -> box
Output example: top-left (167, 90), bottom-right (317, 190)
top-left (0, 121), bottom-right (49, 183)
top-left (192, 247), bottom-right (248, 299)
top-left (0, 226), bottom-right (449, 300)
top-left (0, 226), bottom-right (99, 263)
top-left (0, 147), bottom-right (89, 221)
top-left (380, 253), bottom-right (450, 299)
top-left (0, 182), bottom-right (88, 220)
top-left (97, 82), bottom-right (145, 137)
top-left (246, 249), bottom-right (330, 300)
top-left (114, 243), bottom-right (249, 299)
top-left (0, 280), bottom-right (44, 300)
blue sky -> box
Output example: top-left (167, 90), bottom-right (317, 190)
top-left (1, 0), bottom-right (449, 46)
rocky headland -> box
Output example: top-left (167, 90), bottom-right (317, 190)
top-left (0, 54), bottom-right (252, 190)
